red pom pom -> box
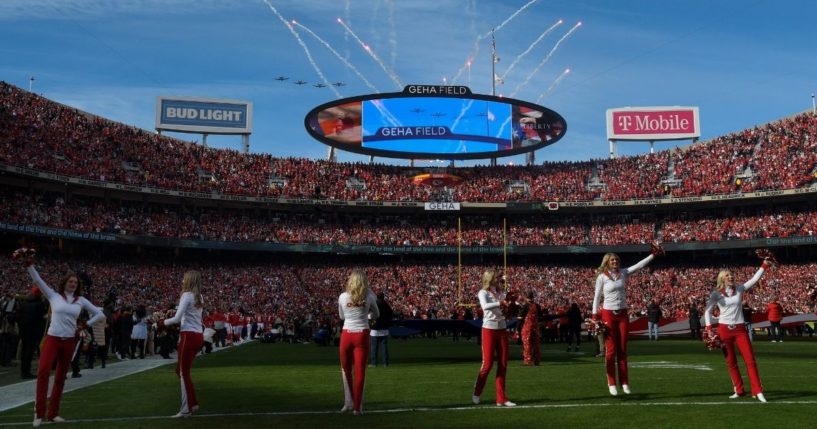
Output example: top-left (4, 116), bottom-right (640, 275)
top-left (703, 328), bottom-right (723, 350)
top-left (755, 248), bottom-right (778, 266)
top-left (12, 247), bottom-right (36, 266)
top-left (585, 318), bottom-right (608, 336)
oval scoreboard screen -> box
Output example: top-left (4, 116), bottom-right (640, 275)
top-left (304, 85), bottom-right (566, 160)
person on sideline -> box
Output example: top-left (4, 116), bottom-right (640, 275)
top-left (766, 297), bottom-right (784, 342)
top-left (338, 270), bottom-right (379, 415)
top-left (370, 292), bottom-right (393, 367)
top-left (17, 287), bottom-right (47, 379)
top-left (162, 271), bottom-right (205, 418)
top-left (519, 291), bottom-right (542, 364)
top-left (647, 299), bottom-right (662, 341)
top-left (704, 254), bottom-right (774, 403)
top-left (591, 243), bottom-right (663, 396)
top-left (18, 249), bottom-right (104, 427)
top-left (472, 269), bottom-right (516, 407)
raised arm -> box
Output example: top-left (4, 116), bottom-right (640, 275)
top-left (625, 254), bottom-right (655, 275)
top-left (26, 266), bottom-right (57, 300)
top-left (592, 275), bottom-right (604, 316)
top-left (164, 293), bottom-right (191, 326)
top-left (741, 262), bottom-right (770, 292)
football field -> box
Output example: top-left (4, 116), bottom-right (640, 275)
top-left (1, 337), bottom-right (815, 428)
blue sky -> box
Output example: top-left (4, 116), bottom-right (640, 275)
top-left (2, 0), bottom-right (816, 166)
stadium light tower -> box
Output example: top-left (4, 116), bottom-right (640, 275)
top-left (812, 93), bottom-right (815, 115)
top-left (29, 76), bottom-right (34, 92)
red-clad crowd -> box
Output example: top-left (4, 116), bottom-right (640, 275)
top-left (2, 255), bottom-right (815, 332)
top-left (3, 81), bottom-right (816, 203)
top-left (4, 189), bottom-right (817, 246)
top-left (661, 209), bottom-right (817, 243)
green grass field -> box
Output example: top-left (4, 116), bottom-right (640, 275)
top-left (1, 337), bottom-right (815, 428)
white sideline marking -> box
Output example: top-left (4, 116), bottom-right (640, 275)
top-left (1, 401), bottom-right (816, 426)
top-left (630, 361), bottom-right (713, 371)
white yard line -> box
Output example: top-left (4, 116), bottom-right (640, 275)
top-left (1, 400), bottom-right (817, 426)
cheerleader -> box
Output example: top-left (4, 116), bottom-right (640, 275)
top-left (704, 255), bottom-right (773, 402)
top-left (18, 250), bottom-right (104, 427)
top-left (338, 270), bottom-right (379, 415)
top-left (591, 244), bottom-right (663, 396)
top-left (162, 271), bottom-right (205, 417)
top-left (472, 269), bottom-right (516, 407)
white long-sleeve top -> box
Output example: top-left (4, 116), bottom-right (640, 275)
top-left (163, 292), bottom-right (203, 333)
top-left (592, 254), bottom-right (654, 314)
top-left (338, 291), bottom-right (379, 331)
top-left (478, 289), bottom-right (507, 330)
top-left (27, 265), bottom-right (104, 338)
top-left (704, 267), bottom-right (765, 326)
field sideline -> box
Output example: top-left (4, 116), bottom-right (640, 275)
top-left (1, 338), bottom-right (814, 428)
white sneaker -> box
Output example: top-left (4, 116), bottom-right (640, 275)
top-left (339, 405), bottom-right (352, 413)
top-left (497, 401), bottom-right (517, 407)
top-left (33, 417), bottom-right (42, 427)
top-left (171, 411), bottom-right (191, 418)
top-left (729, 393), bottom-right (741, 399)
top-left (755, 393), bottom-right (767, 403)
top-left (472, 395), bottom-right (480, 405)
top-left (608, 385), bottom-right (618, 396)
top-left (50, 416), bottom-right (66, 423)
top-left (622, 384), bottom-right (631, 394)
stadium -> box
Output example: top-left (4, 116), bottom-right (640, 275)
top-left (1, 1), bottom-right (816, 428)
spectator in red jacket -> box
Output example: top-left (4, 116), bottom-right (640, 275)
top-left (766, 297), bottom-right (784, 342)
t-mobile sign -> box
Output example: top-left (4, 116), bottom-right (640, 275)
top-left (606, 107), bottom-right (700, 140)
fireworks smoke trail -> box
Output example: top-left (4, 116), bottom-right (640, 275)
top-left (495, 115), bottom-right (512, 140)
top-left (500, 19), bottom-right (563, 81)
top-left (262, 1), bottom-right (342, 98)
top-left (481, 0), bottom-right (540, 37)
top-left (387, 0), bottom-right (398, 69)
top-left (536, 68), bottom-right (571, 103)
top-left (344, 0), bottom-right (352, 61)
top-left (369, 99), bottom-right (403, 127)
top-left (511, 21), bottom-right (581, 97)
top-left (450, 99), bottom-right (475, 132)
top-left (452, 0), bottom-right (541, 84)
top-left (337, 17), bottom-right (404, 89)
top-left (292, 20), bottom-right (380, 93)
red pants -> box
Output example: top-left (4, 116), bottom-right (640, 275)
top-left (718, 324), bottom-right (763, 396)
top-left (473, 328), bottom-right (509, 404)
top-left (601, 309), bottom-right (629, 386)
top-left (340, 329), bottom-right (370, 412)
top-left (176, 332), bottom-right (203, 413)
top-left (521, 323), bottom-right (540, 365)
top-left (35, 336), bottom-right (75, 420)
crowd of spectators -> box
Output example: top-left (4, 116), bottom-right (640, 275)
top-left (2, 255), bottom-right (815, 336)
top-left (3, 81), bottom-right (816, 203)
top-left (4, 189), bottom-right (817, 246)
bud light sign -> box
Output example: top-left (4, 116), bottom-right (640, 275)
top-left (606, 106), bottom-right (699, 140)
top-left (156, 96), bottom-right (252, 134)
